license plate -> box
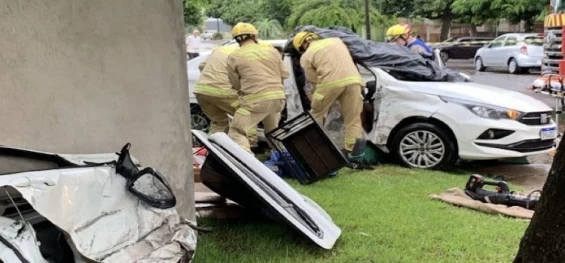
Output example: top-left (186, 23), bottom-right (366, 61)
top-left (540, 127), bottom-right (558, 140)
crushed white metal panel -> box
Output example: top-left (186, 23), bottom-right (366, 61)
top-left (57, 153), bottom-right (141, 166)
top-left (0, 217), bottom-right (48, 263)
top-left (0, 146), bottom-right (141, 167)
top-left (0, 166), bottom-right (196, 263)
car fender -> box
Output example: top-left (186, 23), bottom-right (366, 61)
top-left (367, 83), bottom-right (445, 146)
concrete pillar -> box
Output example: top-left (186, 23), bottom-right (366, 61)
top-left (0, 0), bottom-right (194, 219)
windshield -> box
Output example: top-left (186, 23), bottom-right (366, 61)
top-left (525, 36), bottom-right (543, 46)
top-left (443, 38), bottom-right (456, 43)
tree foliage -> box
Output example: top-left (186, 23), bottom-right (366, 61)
top-left (206, 0), bottom-right (263, 26)
top-left (260, 0), bottom-right (295, 26)
top-left (255, 19), bottom-right (287, 39)
top-left (377, 0), bottom-right (454, 40)
top-left (184, 0), bottom-right (206, 26)
top-left (452, 0), bottom-right (549, 31)
top-left (287, 0), bottom-right (359, 30)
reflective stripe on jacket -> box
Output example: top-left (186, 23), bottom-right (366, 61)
top-left (300, 38), bottom-right (364, 90)
top-left (227, 43), bottom-right (290, 103)
top-left (194, 46), bottom-right (239, 98)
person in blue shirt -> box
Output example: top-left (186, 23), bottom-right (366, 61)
top-left (386, 24), bottom-right (432, 56)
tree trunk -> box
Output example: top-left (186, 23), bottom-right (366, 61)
top-left (514, 140), bottom-right (565, 263)
top-left (469, 24), bottom-right (477, 37)
top-left (440, 11), bottom-right (453, 41)
top-left (524, 19), bottom-right (535, 33)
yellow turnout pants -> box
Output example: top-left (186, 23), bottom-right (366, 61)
top-left (310, 84), bottom-right (363, 152)
top-left (195, 94), bottom-right (258, 147)
top-left (228, 99), bottom-right (285, 153)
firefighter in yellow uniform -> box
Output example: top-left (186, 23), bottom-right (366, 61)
top-left (194, 45), bottom-right (259, 147)
top-left (292, 32), bottom-right (364, 153)
top-left (227, 22), bottom-right (289, 153)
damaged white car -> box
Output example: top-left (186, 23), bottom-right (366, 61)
top-left (188, 32), bottom-right (556, 170)
top-left (0, 144), bottom-right (196, 263)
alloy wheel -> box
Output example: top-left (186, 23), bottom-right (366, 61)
top-left (475, 59), bottom-right (483, 71)
top-left (509, 60), bottom-right (517, 73)
top-left (399, 131), bottom-right (445, 168)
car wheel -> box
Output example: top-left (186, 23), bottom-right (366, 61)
top-left (475, 57), bottom-right (486, 72)
top-left (508, 58), bottom-right (523, 74)
top-left (440, 51), bottom-right (449, 62)
top-left (390, 123), bottom-right (456, 170)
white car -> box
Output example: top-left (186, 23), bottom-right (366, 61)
top-left (201, 30), bottom-right (217, 40)
top-left (188, 40), bottom-right (557, 169)
top-left (0, 144), bottom-right (196, 262)
top-left (474, 33), bottom-right (544, 74)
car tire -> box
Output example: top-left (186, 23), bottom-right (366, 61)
top-left (440, 51), bottom-right (449, 62)
top-left (475, 57), bottom-right (486, 72)
top-left (190, 104), bottom-right (210, 131)
top-left (390, 123), bottom-right (457, 170)
top-left (508, 58), bottom-right (523, 74)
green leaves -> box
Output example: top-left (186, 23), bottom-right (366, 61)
top-left (451, 0), bottom-right (549, 30)
top-left (205, 0), bottom-right (262, 26)
top-left (183, 0), bottom-right (205, 26)
top-left (255, 19), bottom-right (286, 39)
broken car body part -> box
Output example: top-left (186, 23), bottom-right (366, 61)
top-left (192, 130), bottom-right (341, 249)
top-left (267, 112), bottom-right (349, 184)
top-left (0, 145), bottom-right (196, 263)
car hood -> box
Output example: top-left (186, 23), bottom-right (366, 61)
top-left (403, 81), bottom-right (551, 112)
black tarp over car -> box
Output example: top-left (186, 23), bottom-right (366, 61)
top-left (283, 25), bottom-right (467, 82)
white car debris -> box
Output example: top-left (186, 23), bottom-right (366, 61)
top-left (0, 144), bottom-right (196, 263)
top-left (192, 130), bottom-right (342, 249)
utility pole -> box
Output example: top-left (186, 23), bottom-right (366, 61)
top-left (364, 0), bottom-right (371, 40)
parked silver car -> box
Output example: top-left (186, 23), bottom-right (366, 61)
top-left (474, 33), bottom-right (543, 74)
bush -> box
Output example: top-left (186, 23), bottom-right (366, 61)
top-left (212, 32), bottom-right (224, 40)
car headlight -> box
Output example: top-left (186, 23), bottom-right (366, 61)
top-left (440, 96), bottom-right (523, 120)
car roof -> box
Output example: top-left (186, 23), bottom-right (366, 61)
top-left (499, 33), bottom-right (540, 38)
top-left (457, 36), bottom-right (492, 39)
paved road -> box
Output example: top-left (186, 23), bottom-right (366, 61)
top-left (446, 60), bottom-right (553, 106)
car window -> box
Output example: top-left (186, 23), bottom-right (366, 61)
top-left (525, 36), bottom-right (543, 46)
top-left (505, 36), bottom-right (518, 46)
top-left (490, 36), bottom-right (506, 48)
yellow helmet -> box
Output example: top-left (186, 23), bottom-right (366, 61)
top-left (386, 24), bottom-right (410, 41)
top-left (231, 22), bottom-right (258, 41)
top-left (292, 31), bottom-right (319, 52)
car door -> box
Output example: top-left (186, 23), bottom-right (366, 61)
top-left (463, 38), bottom-right (488, 59)
top-left (482, 36), bottom-right (507, 67)
top-left (457, 38), bottom-right (476, 59)
top-left (499, 35), bottom-right (519, 67)
top-left (447, 38), bottom-right (465, 59)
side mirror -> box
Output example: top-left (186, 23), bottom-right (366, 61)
top-left (116, 143), bottom-right (176, 209)
top-left (128, 168), bottom-right (176, 209)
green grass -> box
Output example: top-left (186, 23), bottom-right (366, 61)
top-left (194, 166), bottom-right (529, 263)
